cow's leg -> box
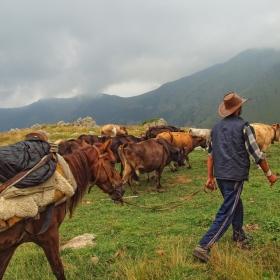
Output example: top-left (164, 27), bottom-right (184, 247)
top-left (168, 163), bottom-right (175, 172)
top-left (172, 162), bottom-right (180, 171)
top-left (134, 170), bottom-right (141, 186)
top-left (0, 245), bottom-right (18, 279)
top-left (185, 154), bottom-right (191, 169)
top-left (146, 173), bottom-right (150, 181)
top-left (155, 169), bottom-right (163, 189)
top-left (122, 175), bottom-right (137, 194)
top-left (121, 165), bottom-right (137, 194)
top-left (120, 163), bottom-right (124, 177)
top-left (128, 175), bottom-right (137, 194)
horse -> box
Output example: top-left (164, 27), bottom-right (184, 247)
top-left (0, 139), bottom-right (125, 280)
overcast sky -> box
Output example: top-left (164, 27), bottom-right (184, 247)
top-left (1, 1), bottom-right (280, 108)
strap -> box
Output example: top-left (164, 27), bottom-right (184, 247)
top-left (24, 203), bottom-right (55, 235)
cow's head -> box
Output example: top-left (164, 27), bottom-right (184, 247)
top-left (198, 135), bottom-right (208, 149)
top-left (175, 148), bottom-right (186, 167)
top-left (120, 126), bottom-right (128, 135)
top-left (272, 124), bottom-right (280, 142)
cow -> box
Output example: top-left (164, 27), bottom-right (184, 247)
top-left (118, 138), bottom-right (185, 194)
top-left (55, 138), bottom-right (84, 155)
top-left (251, 123), bottom-right (280, 152)
top-left (156, 132), bottom-right (207, 169)
top-left (77, 134), bottom-right (109, 144)
top-left (188, 128), bottom-right (211, 149)
top-left (142, 125), bottom-right (184, 140)
top-left (110, 134), bottom-right (143, 164)
top-left (100, 124), bottom-right (128, 137)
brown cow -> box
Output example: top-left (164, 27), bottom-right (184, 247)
top-left (110, 134), bottom-right (142, 164)
top-left (55, 138), bottom-right (91, 155)
top-left (118, 138), bottom-right (184, 194)
top-left (251, 123), bottom-right (280, 152)
top-left (55, 139), bottom-right (83, 155)
top-left (142, 125), bottom-right (184, 140)
top-left (77, 134), bottom-right (109, 144)
top-left (100, 124), bottom-right (128, 137)
top-left (156, 132), bottom-right (207, 169)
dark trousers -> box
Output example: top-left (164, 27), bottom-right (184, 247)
top-left (199, 180), bottom-right (246, 249)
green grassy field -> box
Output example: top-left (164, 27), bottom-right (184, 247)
top-left (1, 126), bottom-right (280, 280)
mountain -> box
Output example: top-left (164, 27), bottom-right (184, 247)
top-left (0, 48), bottom-right (280, 132)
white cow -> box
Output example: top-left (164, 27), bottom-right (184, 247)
top-left (188, 128), bottom-right (211, 150)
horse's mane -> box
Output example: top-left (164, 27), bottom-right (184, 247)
top-left (63, 147), bottom-right (92, 217)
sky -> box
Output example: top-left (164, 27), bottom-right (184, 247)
top-left (1, 0), bottom-right (280, 108)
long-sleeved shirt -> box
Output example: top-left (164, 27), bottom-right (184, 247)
top-left (208, 123), bottom-right (265, 164)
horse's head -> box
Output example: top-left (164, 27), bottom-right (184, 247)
top-left (86, 140), bottom-right (125, 202)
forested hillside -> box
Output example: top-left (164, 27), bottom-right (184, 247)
top-left (0, 48), bottom-right (279, 132)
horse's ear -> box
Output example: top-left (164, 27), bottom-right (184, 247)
top-left (103, 139), bottom-right (112, 150)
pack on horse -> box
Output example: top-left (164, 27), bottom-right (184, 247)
top-left (0, 138), bottom-right (125, 280)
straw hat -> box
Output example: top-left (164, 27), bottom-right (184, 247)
top-left (218, 92), bottom-right (249, 117)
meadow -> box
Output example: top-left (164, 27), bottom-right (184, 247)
top-left (0, 125), bottom-right (280, 280)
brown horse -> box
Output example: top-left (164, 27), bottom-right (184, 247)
top-left (0, 139), bottom-right (124, 280)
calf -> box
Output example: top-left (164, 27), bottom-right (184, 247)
top-left (118, 138), bottom-right (184, 194)
top-left (156, 132), bottom-right (207, 169)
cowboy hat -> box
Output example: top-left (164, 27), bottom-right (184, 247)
top-left (218, 92), bottom-right (249, 117)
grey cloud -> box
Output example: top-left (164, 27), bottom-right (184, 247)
top-left (1, 1), bottom-right (280, 107)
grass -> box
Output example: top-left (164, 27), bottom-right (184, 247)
top-left (1, 125), bottom-right (280, 279)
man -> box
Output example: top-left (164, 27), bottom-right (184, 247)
top-left (193, 92), bottom-right (278, 263)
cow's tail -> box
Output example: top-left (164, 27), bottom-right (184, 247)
top-left (118, 144), bottom-right (139, 181)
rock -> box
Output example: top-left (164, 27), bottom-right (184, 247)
top-left (144, 118), bottom-right (168, 127)
top-left (61, 233), bottom-right (96, 250)
top-left (73, 117), bottom-right (99, 128)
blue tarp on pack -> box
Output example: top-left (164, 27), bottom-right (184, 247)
top-left (0, 138), bottom-right (57, 188)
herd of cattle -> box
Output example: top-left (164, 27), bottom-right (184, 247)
top-left (55, 123), bottom-right (280, 194)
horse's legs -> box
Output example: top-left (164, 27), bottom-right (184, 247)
top-left (0, 245), bottom-right (18, 279)
top-left (38, 233), bottom-right (66, 280)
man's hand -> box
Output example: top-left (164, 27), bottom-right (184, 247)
top-left (267, 173), bottom-right (278, 187)
top-left (206, 178), bottom-right (217, 190)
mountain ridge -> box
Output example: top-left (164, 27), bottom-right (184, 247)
top-left (0, 48), bottom-right (279, 132)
